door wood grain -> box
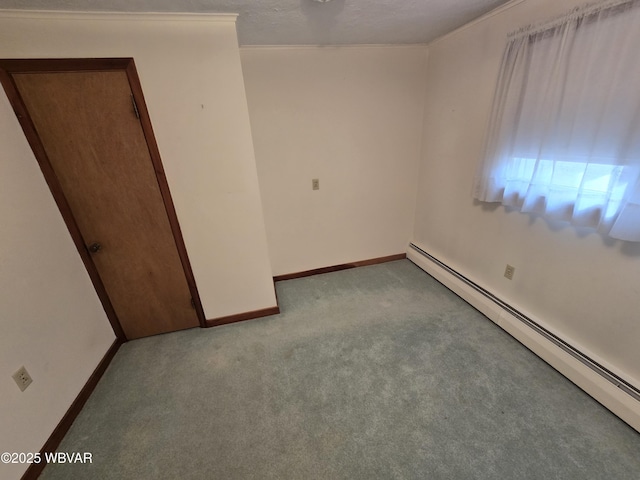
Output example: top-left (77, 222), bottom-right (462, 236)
top-left (12, 68), bottom-right (200, 339)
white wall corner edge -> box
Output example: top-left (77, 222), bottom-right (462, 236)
top-left (406, 244), bottom-right (640, 433)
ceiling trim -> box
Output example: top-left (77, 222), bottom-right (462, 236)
top-left (0, 9), bottom-right (238, 23)
top-left (240, 44), bottom-right (430, 50)
top-left (428, 0), bottom-right (525, 46)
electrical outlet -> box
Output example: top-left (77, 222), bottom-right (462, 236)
top-left (312, 178), bottom-right (320, 190)
top-left (12, 366), bottom-right (33, 392)
top-left (504, 264), bottom-right (515, 280)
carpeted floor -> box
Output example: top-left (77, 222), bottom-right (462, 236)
top-left (41, 260), bottom-right (640, 479)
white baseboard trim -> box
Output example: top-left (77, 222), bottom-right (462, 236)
top-left (406, 243), bottom-right (640, 433)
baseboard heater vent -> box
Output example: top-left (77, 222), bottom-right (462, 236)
top-left (409, 242), bottom-right (640, 403)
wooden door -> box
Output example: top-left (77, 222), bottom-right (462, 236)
top-left (2, 60), bottom-right (202, 339)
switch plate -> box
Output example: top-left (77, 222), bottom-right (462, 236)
top-left (312, 178), bottom-right (320, 190)
top-left (12, 366), bottom-right (33, 392)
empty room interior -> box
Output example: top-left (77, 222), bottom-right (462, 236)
top-left (1, 0), bottom-right (639, 479)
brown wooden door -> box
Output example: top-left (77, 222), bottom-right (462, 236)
top-left (10, 66), bottom-right (200, 339)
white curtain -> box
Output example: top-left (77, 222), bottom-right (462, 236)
top-left (474, 0), bottom-right (640, 241)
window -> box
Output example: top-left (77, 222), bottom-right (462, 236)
top-left (473, 0), bottom-right (640, 241)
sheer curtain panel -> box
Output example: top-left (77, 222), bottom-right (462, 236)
top-left (473, 0), bottom-right (640, 241)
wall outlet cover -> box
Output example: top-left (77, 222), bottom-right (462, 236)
top-left (504, 264), bottom-right (515, 280)
top-left (12, 366), bottom-right (33, 392)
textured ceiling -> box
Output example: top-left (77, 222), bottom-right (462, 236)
top-left (0, 0), bottom-right (512, 45)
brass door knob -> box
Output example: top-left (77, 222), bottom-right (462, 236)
top-left (88, 242), bottom-right (102, 253)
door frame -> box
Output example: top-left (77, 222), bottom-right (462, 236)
top-left (0, 58), bottom-right (207, 340)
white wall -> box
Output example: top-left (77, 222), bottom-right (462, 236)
top-left (0, 11), bottom-right (276, 479)
top-left (241, 46), bottom-right (428, 275)
top-left (413, 0), bottom-right (640, 392)
top-left (0, 10), bottom-right (277, 319)
top-left (0, 80), bottom-right (116, 480)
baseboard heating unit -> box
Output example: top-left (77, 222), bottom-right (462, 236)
top-left (407, 242), bottom-right (640, 431)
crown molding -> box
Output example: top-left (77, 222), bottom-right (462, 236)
top-left (0, 9), bottom-right (238, 23)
